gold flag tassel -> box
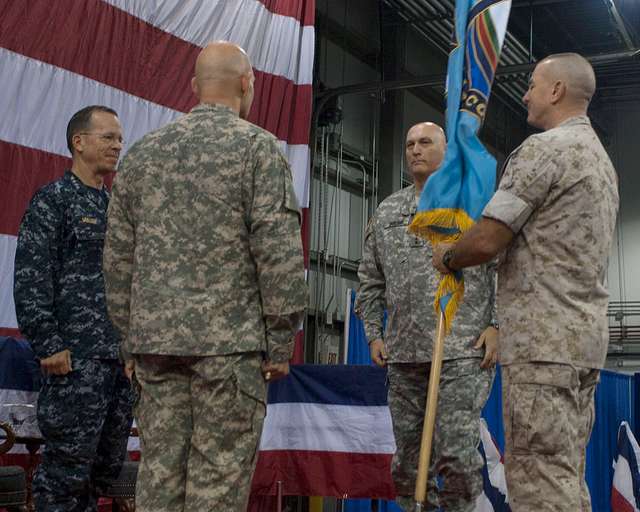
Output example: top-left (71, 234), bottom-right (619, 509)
top-left (434, 272), bottom-right (465, 333)
top-left (408, 208), bottom-right (475, 245)
top-left (409, 208), bottom-right (473, 332)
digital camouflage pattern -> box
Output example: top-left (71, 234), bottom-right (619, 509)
top-left (34, 359), bottom-right (134, 512)
top-left (133, 353), bottom-right (265, 511)
top-left (14, 170), bottom-right (134, 512)
top-left (357, 184), bottom-right (497, 363)
top-left (389, 360), bottom-right (494, 512)
top-left (357, 183), bottom-right (496, 510)
top-left (104, 103), bottom-right (307, 363)
top-left (483, 115), bottom-right (619, 369)
top-left (14, 171), bottom-right (119, 360)
top-left (502, 363), bottom-right (598, 512)
top-left (103, 102), bottom-right (306, 512)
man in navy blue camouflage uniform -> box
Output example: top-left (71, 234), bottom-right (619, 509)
top-left (13, 105), bottom-right (134, 512)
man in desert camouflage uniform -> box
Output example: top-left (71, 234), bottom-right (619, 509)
top-left (433, 53), bottom-right (619, 511)
top-left (13, 105), bottom-right (134, 511)
top-left (103, 41), bottom-right (307, 511)
top-left (357, 122), bottom-right (498, 512)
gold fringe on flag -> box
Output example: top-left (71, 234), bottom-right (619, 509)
top-left (434, 272), bottom-right (465, 333)
top-left (408, 208), bottom-right (475, 332)
top-left (408, 208), bottom-right (475, 245)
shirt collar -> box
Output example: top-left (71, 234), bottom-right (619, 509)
top-left (65, 170), bottom-right (108, 197)
top-left (65, 169), bottom-right (85, 192)
top-left (556, 115), bottom-right (591, 129)
top-left (190, 103), bottom-right (238, 116)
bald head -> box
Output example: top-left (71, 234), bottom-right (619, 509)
top-left (194, 41), bottom-right (252, 83)
top-left (405, 122), bottom-right (447, 188)
top-left (191, 41), bottom-right (255, 118)
top-left (541, 53), bottom-right (596, 105)
top-left (523, 52), bottom-right (596, 130)
top-left (408, 122), bottom-right (446, 142)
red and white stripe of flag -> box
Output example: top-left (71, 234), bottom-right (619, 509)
top-left (0, 0), bottom-right (314, 344)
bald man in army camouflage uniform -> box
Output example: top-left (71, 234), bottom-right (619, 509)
top-left (357, 122), bottom-right (498, 512)
top-left (433, 53), bottom-right (619, 511)
top-left (103, 42), bottom-right (307, 511)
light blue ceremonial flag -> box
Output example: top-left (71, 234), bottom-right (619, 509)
top-left (409, 0), bottom-right (511, 328)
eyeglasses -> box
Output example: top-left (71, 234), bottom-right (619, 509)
top-left (78, 132), bottom-right (125, 145)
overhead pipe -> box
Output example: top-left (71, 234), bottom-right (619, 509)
top-left (604, 0), bottom-right (636, 51)
top-left (312, 49), bottom-right (640, 127)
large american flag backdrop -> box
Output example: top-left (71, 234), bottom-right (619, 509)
top-left (0, 0), bottom-right (315, 357)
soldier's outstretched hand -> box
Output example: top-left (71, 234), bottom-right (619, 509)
top-left (474, 326), bottom-right (498, 369)
top-left (370, 339), bottom-right (388, 367)
top-left (40, 349), bottom-right (72, 376)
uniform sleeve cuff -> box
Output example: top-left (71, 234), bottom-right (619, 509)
top-left (364, 326), bottom-right (383, 344)
top-left (119, 344), bottom-right (133, 363)
top-left (33, 334), bottom-right (66, 360)
top-left (483, 189), bottom-right (533, 234)
top-left (268, 341), bottom-right (294, 363)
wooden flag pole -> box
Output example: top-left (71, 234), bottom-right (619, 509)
top-left (414, 309), bottom-right (446, 511)
top-left (276, 481), bottom-right (283, 512)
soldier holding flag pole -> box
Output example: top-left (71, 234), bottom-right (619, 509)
top-left (433, 52), bottom-right (618, 511)
top-left (357, 121), bottom-right (498, 512)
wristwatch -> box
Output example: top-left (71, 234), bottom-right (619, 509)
top-left (442, 249), bottom-right (456, 272)
top-left (490, 321), bottom-right (500, 330)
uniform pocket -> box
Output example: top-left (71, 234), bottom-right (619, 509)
top-left (37, 372), bottom-right (75, 436)
top-left (73, 223), bottom-right (106, 264)
top-left (509, 365), bottom-right (574, 455)
top-left (441, 359), bottom-right (492, 411)
top-left (225, 355), bottom-right (267, 446)
top-left (444, 358), bottom-right (478, 378)
top-left (381, 223), bottom-right (409, 302)
top-left (233, 354), bottom-right (267, 411)
top-left (283, 175), bottom-right (301, 224)
top-left (382, 220), bottom-right (408, 250)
